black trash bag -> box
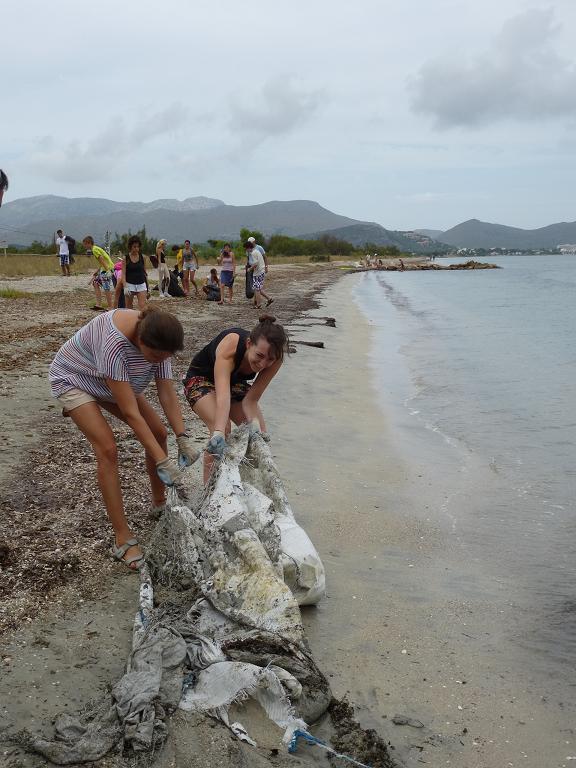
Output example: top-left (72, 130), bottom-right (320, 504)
top-left (245, 266), bottom-right (254, 299)
top-left (168, 269), bottom-right (185, 297)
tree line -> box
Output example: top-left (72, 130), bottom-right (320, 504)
top-left (7, 226), bottom-right (404, 259)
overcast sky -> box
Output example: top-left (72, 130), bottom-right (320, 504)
top-left (3, 0), bottom-right (576, 230)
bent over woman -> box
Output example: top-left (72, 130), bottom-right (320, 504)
top-left (49, 308), bottom-right (198, 569)
top-left (183, 315), bottom-right (288, 481)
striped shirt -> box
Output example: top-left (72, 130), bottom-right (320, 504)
top-left (49, 310), bottom-right (172, 401)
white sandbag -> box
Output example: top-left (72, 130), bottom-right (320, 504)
top-left (276, 515), bottom-right (326, 606)
top-left (243, 434), bottom-right (326, 605)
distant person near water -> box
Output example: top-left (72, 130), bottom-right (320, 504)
top-left (156, 239), bottom-right (170, 298)
top-left (49, 308), bottom-right (198, 570)
top-left (83, 235), bottom-right (115, 310)
top-left (122, 235), bottom-right (149, 311)
top-left (245, 241), bottom-right (273, 309)
top-left (202, 268), bottom-right (221, 301)
top-left (218, 243), bottom-right (236, 304)
top-left (0, 169), bottom-right (8, 207)
top-left (55, 229), bottom-right (71, 277)
top-left (183, 315), bottom-right (288, 481)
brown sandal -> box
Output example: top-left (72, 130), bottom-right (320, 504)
top-left (112, 538), bottom-right (144, 570)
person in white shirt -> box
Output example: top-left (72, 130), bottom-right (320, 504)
top-left (247, 236), bottom-right (268, 273)
top-left (55, 229), bottom-right (71, 277)
top-left (245, 241), bottom-right (273, 309)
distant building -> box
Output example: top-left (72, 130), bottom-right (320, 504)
top-left (558, 244), bottom-right (576, 253)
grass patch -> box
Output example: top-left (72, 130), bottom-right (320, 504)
top-left (0, 253), bottom-right (96, 277)
top-left (0, 288), bottom-right (33, 299)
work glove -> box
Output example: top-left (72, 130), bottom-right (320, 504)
top-left (207, 430), bottom-right (227, 459)
top-left (249, 418), bottom-right (271, 443)
top-left (156, 457), bottom-right (182, 486)
top-left (176, 433), bottom-right (200, 468)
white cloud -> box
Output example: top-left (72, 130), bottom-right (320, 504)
top-left (410, 8), bottom-right (576, 127)
top-left (228, 76), bottom-right (326, 152)
top-left (30, 105), bottom-right (186, 183)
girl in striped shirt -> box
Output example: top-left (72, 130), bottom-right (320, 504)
top-left (49, 308), bottom-right (198, 570)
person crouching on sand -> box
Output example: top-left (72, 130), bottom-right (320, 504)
top-left (49, 308), bottom-right (199, 570)
top-left (183, 315), bottom-right (288, 482)
top-left (202, 268), bottom-right (221, 301)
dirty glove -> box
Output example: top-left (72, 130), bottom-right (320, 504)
top-left (156, 457), bottom-right (182, 486)
top-left (207, 430), bottom-right (226, 458)
top-left (249, 418), bottom-right (270, 442)
top-left (176, 433), bottom-right (200, 468)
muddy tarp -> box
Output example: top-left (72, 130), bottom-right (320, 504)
top-left (22, 427), bottom-right (330, 763)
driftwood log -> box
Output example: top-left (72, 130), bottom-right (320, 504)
top-left (291, 341), bottom-right (325, 349)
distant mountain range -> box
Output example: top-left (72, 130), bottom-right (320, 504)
top-left (0, 194), bottom-right (438, 252)
top-left (435, 219), bottom-right (576, 249)
top-left (3, 195), bottom-right (572, 251)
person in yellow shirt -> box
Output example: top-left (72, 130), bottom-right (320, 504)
top-left (83, 235), bottom-right (115, 310)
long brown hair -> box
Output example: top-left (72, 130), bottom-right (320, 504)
top-left (250, 315), bottom-right (289, 362)
top-left (136, 308), bottom-right (184, 353)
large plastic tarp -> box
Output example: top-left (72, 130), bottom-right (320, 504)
top-left (23, 426), bottom-right (329, 763)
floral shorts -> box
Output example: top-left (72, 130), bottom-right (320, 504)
top-left (184, 376), bottom-right (251, 408)
top-left (94, 270), bottom-right (114, 292)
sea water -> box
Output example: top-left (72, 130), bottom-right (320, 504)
top-left (354, 255), bottom-right (576, 670)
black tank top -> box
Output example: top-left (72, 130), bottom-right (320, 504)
top-left (126, 254), bottom-right (146, 284)
top-left (184, 328), bottom-right (253, 384)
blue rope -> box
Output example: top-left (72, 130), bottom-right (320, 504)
top-left (288, 729), bottom-right (373, 768)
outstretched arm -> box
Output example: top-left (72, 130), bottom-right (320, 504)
top-left (156, 377), bottom-right (185, 436)
top-left (241, 359), bottom-right (282, 430)
top-left (212, 334), bottom-right (238, 433)
top-left (107, 379), bottom-right (166, 462)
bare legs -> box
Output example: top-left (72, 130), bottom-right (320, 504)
top-left (219, 276), bottom-right (234, 305)
top-left (190, 270), bottom-right (199, 296)
top-left (93, 283), bottom-right (113, 308)
top-left (124, 291), bottom-right (146, 310)
top-left (69, 397), bottom-right (167, 567)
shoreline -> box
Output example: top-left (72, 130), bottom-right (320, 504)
top-left (274, 273), bottom-right (574, 768)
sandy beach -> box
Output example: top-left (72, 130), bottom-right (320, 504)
top-left (0, 265), bottom-right (572, 768)
top-left (0, 264), bottom-right (382, 768)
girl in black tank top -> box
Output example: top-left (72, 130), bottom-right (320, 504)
top-left (121, 235), bottom-right (148, 311)
top-left (183, 316), bottom-right (289, 482)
